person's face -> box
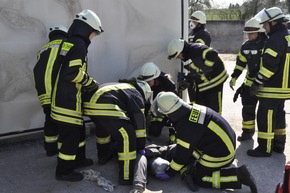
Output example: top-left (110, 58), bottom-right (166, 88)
top-left (177, 53), bottom-right (184, 60)
top-left (247, 32), bottom-right (258, 41)
top-left (263, 22), bottom-right (270, 34)
top-left (147, 79), bottom-right (155, 87)
top-left (89, 31), bottom-right (98, 40)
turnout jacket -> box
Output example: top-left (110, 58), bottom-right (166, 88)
top-left (83, 82), bottom-right (147, 147)
top-left (231, 33), bottom-right (268, 87)
top-left (51, 36), bottom-right (96, 126)
top-left (188, 25), bottom-right (211, 46)
top-left (151, 72), bottom-right (177, 99)
top-left (166, 103), bottom-right (236, 175)
top-left (254, 24), bottom-right (290, 99)
top-left (183, 42), bottom-right (228, 92)
top-left (33, 34), bottom-right (66, 107)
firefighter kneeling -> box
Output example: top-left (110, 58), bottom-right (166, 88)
top-left (150, 92), bottom-right (258, 193)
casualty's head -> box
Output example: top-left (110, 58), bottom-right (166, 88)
top-left (151, 91), bottom-right (184, 116)
top-left (48, 25), bottom-right (68, 41)
top-left (167, 39), bottom-right (185, 60)
top-left (255, 7), bottom-right (287, 34)
top-left (189, 10), bottom-right (206, 29)
top-left (243, 17), bottom-right (265, 41)
top-left (137, 62), bottom-right (161, 87)
top-left (68, 9), bottom-right (104, 39)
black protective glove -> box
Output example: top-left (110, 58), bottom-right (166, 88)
top-left (233, 83), bottom-right (244, 103)
top-left (179, 81), bottom-right (190, 91)
top-left (250, 82), bottom-right (260, 96)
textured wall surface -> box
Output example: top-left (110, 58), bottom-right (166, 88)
top-left (0, 0), bottom-right (186, 134)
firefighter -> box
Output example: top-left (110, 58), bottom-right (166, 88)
top-left (137, 62), bottom-right (177, 144)
top-left (33, 25), bottom-right (68, 156)
top-left (188, 10), bottom-right (211, 46)
top-left (229, 18), bottom-right (268, 141)
top-left (167, 39), bottom-right (228, 114)
top-left (51, 10), bottom-right (103, 181)
top-left (150, 92), bottom-right (257, 193)
top-left (83, 79), bottom-right (152, 186)
top-left (248, 7), bottom-right (290, 157)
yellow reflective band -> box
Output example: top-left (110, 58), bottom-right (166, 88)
top-left (257, 131), bottom-right (274, 139)
top-left (212, 170), bottom-right (220, 188)
top-left (198, 70), bottom-right (228, 92)
top-left (218, 91), bottom-right (222, 115)
top-left (242, 120), bottom-right (255, 129)
top-left (45, 135), bottom-right (58, 143)
top-left (202, 48), bottom-right (212, 59)
top-left (52, 105), bottom-right (83, 117)
top-left (72, 69), bottom-right (86, 83)
top-left (51, 112), bottom-right (83, 126)
top-left (61, 42), bottom-right (73, 52)
top-left (207, 121), bottom-right (235, 155)
top-left (58, 152), bottom-right (76, 161)
top-left (260, 66), bottom-right (274, 79)
top-left (83, 109), bottom-right (129, 119)
top-left (196, 39), bottom-right (205, 45)
top-left (135, 129), bottom-right (146, 138)
top-left (176, 138), bottom-right (190, 149)
top-left (69, 59), bottom-right (82, 67)
top-left (89, 83), bottom-right (135, 103)
top-left (234, 64), bottom-right (245, 72)
top-left (245, 79), bottom-right (253, 87)
top-left (274, 128), bottom-right (286, 135)
top-left (221, 176), bottom-right (238, 182)
top-left (79, 140), bottom-right (85, 148)
top-left (205, 60), bottom-right (214, 67)
top-left (189, 62), bottom-right (198, 70)
top-left (170, 160), bottom-right (184, 171)
top-left (283, 54), bottom-right (290, 88)
top-left (118, 151), bottom-right (136, 160)
top-left (96, 136), bottom-right (111, 144)
top-left (264, 48), bottom-right (278, 57)
top-left (150, 116), bottom-right (164, 122)
top-left (238, 52), bottom-right (247, 62)
top-left (41, 39), bottom-right (62, 50)
top-left (58, 142), bottom-right (62, 150)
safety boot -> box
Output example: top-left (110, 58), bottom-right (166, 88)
top-left (247, 147), bottom-right (271, 157)
top-left (55, 171), bottom-right (84, 182)
top-left (237, 131), bottom-right (254, 141)
top-left (237, 165), bottom-right (257, 193)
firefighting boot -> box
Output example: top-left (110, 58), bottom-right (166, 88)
top-left (273, 136), bottom-right (286, 153)
top-left (237, 130), bottom-right (254, 141)
top-left (247, 147), bottom-right (272, 157)
top-left (55, 171), bottom-right (84, 182)
top-left (74, 158), bottom-right (94, 169)
top-left (237, 165), bottom-right (257, 193)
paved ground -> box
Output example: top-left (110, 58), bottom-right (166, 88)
top-left (0, 54), bottom-right (289, 193)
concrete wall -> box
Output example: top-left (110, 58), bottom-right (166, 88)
top-left (206, 20), bottom-right (245, 54)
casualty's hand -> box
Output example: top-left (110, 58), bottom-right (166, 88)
top-left (229, 78), bottom-right (236, 90)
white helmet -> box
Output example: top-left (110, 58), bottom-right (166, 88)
top-left (243, 18), bottom-right (265, 33)
top-left (190, 11), bottom-right (206, 24)
top-left (49, 25), bottom-right (68, 33)
top-left (167, 39), bottom-right (185, 60)
top-left (138, 62), bottom-right (161, 82)
top-left (153, 92), bottom-right (183, 115)
top-left (255, 7), bottom-right (286, 24)
top-left (149, 157), bottom-right (170, 175)
top-left (136, 80), bottom-right (152, 102)
top-left (75, 9), bottom-right (103, 34)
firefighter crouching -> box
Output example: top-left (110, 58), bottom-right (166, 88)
top-left (150, 92), bottom-right (257, 193)
top-left (137, 62), bottom-right (177, 144)
top-left (83, 79), bottom-right (152, 185)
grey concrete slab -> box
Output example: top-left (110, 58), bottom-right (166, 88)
top-left (0, 54), bottom-right (289, 193)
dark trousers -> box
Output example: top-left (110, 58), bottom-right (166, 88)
top-left (56, 123), bottom-right (86, 175)
top-left (241, 86), bottom-right (258, 133)
top-left (43, 106), bottom-right (59, 154)
top-left (93, 118), bottom-right (139, 184)
top-left (256, 98), bottom-right (286, 153)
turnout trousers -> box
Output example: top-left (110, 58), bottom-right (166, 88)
top-left (256, 98), bottom-right (286, 153)
top-left (93, 117), bottom-right (138, 185)
top-left (56, 123), bottom-right (86, 175)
